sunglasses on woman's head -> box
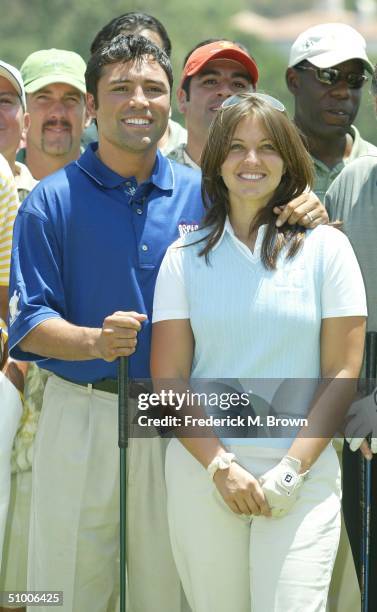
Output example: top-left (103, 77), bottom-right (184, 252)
top-left (221, 93), bottom-right (286, 112)
top-left (295, 65), bottom-right (368, 89)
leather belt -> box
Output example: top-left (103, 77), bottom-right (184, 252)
top-left (57, 375), bottom-right (151, 398)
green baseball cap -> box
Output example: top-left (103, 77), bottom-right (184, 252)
top-left (21, 48), bottom-right (86, 94)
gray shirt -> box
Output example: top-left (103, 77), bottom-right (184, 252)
top-left (325, 154), bottom-right (377, 331)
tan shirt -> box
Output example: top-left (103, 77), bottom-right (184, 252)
top-left (14, 161), bottom-right (37, 202)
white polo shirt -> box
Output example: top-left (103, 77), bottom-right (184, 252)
top-left (153, 220), bottom-right (367, 447)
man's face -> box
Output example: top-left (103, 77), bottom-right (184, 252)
top-left (0, 76), bottom-right (27, 162)
top-left (88, 57), bottom-right (171, 154)
top-left (177, 58), bottom-right (254, 137)
top-left (26, 82), bottom-right (86, 157)
top-left (289, 59), bottom-right (365, 139)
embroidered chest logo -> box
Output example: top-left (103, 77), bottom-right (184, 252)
top-left (178, 222), bottom-right (199, 237)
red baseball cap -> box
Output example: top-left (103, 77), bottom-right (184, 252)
top-left (180, 41), bottom-right (259, 88)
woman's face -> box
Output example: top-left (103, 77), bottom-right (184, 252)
top-left (220, 113), bottom-right (285, 210)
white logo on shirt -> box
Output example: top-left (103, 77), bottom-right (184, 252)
top-left (178, 223), bottom-right (199, 237)
top-left (9, 290), bottom-right (21, 325)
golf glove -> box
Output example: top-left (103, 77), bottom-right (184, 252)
top-left (259, 455), bottom-right (307, 518)
top-left (345, 389), bottom-right (377, 453)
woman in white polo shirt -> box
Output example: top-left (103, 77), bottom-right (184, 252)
top-left (151, 93), bottom-right (366, 612)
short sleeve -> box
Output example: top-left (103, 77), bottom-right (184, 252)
top-left (8, 198), bottom-right (65, 360)
top-left (320, 228), bottom-right (367, 319)
top-left (324, 180), bottom-right (341, 223)
top-left (152, 240), bottom-right (189, 322)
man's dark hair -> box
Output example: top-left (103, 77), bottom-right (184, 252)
top-left (90, 12), bottom-right (172, 57)
top-left (181, 38), bottom-right (251, 100)
top-left (86, 34), bottom-right (173, 106)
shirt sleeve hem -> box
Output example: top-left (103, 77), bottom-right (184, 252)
top-left (9, 313), bottom-right (63, 361)
top-left (152, 309), bottom-right (190, 323)
top-left (322, 307), bottom-right (367, 319)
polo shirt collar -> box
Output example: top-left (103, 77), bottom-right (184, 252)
top-left (76, 142), bottom-right (174, 191)
top-left (347, 126), bottom-right (362, 162)
top-left (312, 125), bottom-right (358, 173)
top-left (15, 162), bottom-right (37, 192)
top-left (212, 217), bottom-right (240, 251)
top-left (151, 150), bottom-right (174, 191)
top-left (212, 217), bottom-right (266, 253)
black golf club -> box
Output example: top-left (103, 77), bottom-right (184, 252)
top-left (361, 331), bottom-right (377, 611)
top-left (118, 356), bottom-right (129, 612)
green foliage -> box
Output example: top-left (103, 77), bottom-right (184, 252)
top-left (248, 0), bottom-right (316, 17)
top-left (0, 0), bottom-right (375, 143)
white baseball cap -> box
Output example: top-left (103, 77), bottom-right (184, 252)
top-left (0, 60), bottom-right (26, 110)
top-left (288, 23), bottom-right (373, 74)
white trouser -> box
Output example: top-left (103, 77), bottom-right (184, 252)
top-left (27, 375), bottom-right (188, 612)
top-left (0, 372), bottom-right (22, 568)
top-left (166, 439), bottom-right (341, 612)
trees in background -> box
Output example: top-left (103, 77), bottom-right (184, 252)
top-left (2, 0), bottom-right (375, 143)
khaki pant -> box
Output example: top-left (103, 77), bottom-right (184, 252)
top-left (327, 443), bottom-right (360, 612)
top-left (27, 375), bottom-right (187, 612)
top-left (327, 512), bottom-right (360, 612)
top-left (0, 470), bottom-right (31, 591)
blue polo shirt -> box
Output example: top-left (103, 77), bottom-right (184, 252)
top-left (8, 144), bottom-right (203, 380)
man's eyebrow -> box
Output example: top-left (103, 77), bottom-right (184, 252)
top-left (108, 77), bottom-right (167, 87)
top-left (197, 68), bottom-right (251, 82)
top-left (63, 90), bottom-right (83, 97)
top-left (31, 87), bottom-right (53, 95)
top-left (31, 87), bottom-right (82, 97)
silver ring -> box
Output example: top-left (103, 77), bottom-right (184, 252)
top-left (306, 212), bottom-right (314, 223)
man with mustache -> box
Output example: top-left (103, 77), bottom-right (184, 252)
top-left (17, 48), bottom-right (87, 180)
top-left (286, 23), bottom-right (377, 202)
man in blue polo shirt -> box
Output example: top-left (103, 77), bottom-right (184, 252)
top-left (8, 35), bottom-right (202, 612)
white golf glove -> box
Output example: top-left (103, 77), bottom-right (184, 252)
top-left (345, 389), bottom-right (377, 453)
top-left (259, 455), bottom-right (307, 518)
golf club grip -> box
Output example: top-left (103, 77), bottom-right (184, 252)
top-left (118, 356), bottom-right (129, 449)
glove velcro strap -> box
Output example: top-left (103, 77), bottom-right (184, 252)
top-left (277, 456), bottom-right (307, 496)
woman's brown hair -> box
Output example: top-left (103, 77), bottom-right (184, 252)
top-left (198, 93), bottom-right (315, 269)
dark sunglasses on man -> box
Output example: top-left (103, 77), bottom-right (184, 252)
top-left (295, 64), bottom-right (368, 89)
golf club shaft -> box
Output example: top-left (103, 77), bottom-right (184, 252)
top-left (118, 356), bottom-right (128, 612)
top-left (361, 332), bottom-right (377, 611)
top-left (118, 356), bottom-right (129, 449)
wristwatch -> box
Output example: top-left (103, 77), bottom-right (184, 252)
top-left (207, 453), bottom-right (236, 479)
